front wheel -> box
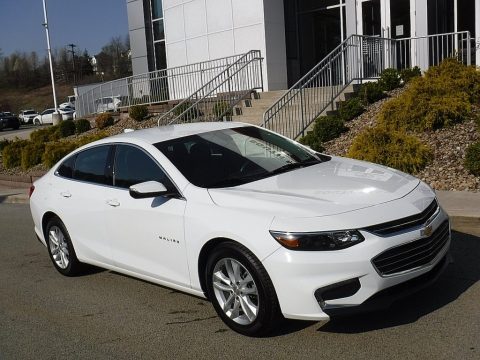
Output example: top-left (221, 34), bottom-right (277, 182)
top-left (34, 119), bottom-right (40, 126)
top-left (206, 242), bottom-right (282, 336)
top-left (45, 217), bottom-right (83, 276)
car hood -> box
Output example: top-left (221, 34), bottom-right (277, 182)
top-left (208, 156), bottom-right (420, 218)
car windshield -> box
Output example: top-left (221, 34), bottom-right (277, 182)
top-left (24, 111), bottom-right (35, 115)
top-left (155, 126), bottom-right (326, 188)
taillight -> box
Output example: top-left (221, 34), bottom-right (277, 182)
top-left (29, 185), bottom-right (35, 198)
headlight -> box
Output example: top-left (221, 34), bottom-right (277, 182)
top-left (270, 230), bottom-right (364, 251)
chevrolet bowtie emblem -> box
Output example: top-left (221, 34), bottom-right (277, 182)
top-left (421, 224), bottom-right (433, 237)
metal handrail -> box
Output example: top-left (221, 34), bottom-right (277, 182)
top-left (262, 31), bottom-right (471, 140)
top-left (157, 50), bottom-right (263, 126)
top-left (75, 53), bottom-right (249, 117)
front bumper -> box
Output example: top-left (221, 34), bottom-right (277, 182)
top-left (262, 206), bottom-right (450, 321)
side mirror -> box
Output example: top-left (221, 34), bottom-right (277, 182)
top-left (129, 181), bottom-right (171, 199)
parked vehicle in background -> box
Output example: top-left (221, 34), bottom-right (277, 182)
top-left (0, 112), bottom-right (21, 131)
top-left (59, 107), bottom-right (75, 120)
top-left (19, 110), bottom-right (39, 124)
top-left (59, 95), bottom-right (76, 110)
top-left (33, 109), bottom-right (55, 125)
top-left (33, 108), bottom-right (74, 125)
top-left (95, 96), bottom-right (122, 113)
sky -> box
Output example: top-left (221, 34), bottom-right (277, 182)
top-left (0, 0), bottom-right (129, 57)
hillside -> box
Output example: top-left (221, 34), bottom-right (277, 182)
top-left (0, 84), bottom-right (73, 114)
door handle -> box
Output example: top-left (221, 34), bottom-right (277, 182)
top-left (106, 199), bottom-right (120, 207)
top-left (60, 191), bottom-right (71, 198)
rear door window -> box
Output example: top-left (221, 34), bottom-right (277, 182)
top-left (73, 146), bottom-right (111, 185)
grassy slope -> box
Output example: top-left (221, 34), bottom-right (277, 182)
top-left (0, 84), bottom-right (73, 114)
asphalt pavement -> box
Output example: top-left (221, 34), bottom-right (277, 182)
top-left (0, 203), bottom-right (479, 359)
top-left (0, 125), bottom-right (38, 141)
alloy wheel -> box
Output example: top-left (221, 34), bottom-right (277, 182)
top-left (48, 225), bottom-right (70, 269)
top-left (212, 258), bottom-right (259, 325)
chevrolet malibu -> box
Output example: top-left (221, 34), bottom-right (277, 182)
top-left (29, 122), bottom-right (450, 336)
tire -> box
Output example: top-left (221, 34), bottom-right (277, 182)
top-left (45, 217), bottom-right (83, 276)
top-left (34, 119), bottom-right (40, 126)
top-left (205, 242), bottom-right (282, 336)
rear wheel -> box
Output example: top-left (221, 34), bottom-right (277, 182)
top-left (45, 217), bottom-right (83, 276)
top-left (206, 242), bottom-right (282, 336)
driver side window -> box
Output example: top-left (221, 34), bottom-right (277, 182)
top-left (113, 144), bottom-right (175, 191)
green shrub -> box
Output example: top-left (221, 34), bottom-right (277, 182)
top-left (347, 126), bottom-right (433, 174)
top-left (74, 119), bottom-right (91, 134)
top-left (2, 140), bottom-right (29, 169)
top-left (213, 101), bottom-right (233, 118)
top-left (299, 116), bottom-right (347, 152)
top-left (173, 101), bottom-right (199, 121)
top-left (21, 142), bottom-right (45, 170)
top-left (95, 113), bottom-right (114, 129)
top-left (338, 97), bottom-right (364, 121)
top-left (129, 105), bottom-right (149, 121)
top-left (312, 116), bottom-right (347, 142)
top-left (0, 139), bottom-right (10, 153)
top-left (42, 141), bottom-right (78, 168)
top-left (379, 68), bottom-right (401, 91)
top-left (378, 79), bottom-right (471, 131)
top-left (425, 58), bottom-right (480, 103)
top-left (299, 132), bottom-right (325, 152)
top-left (30, 125), bottom-right (59, 143)
top-left (57, 120), bottom-right (76, 138)
top-left (358, 82), bottom-right (385, 104)
top-left (400, 66), bottom-right (421, 84)
top-left (76, 132), bottom-right (108, 147)
top-left (465, 141), bottom-right (480, 176)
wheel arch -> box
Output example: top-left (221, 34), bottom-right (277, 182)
top-left (41, 211), bottom-right (60, 238)
top-left (197, 237), bottom-right (245, 298)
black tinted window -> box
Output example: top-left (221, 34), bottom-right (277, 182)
top-left (114, 145), bottom-right (175, 190)
top-left (73, 146), bottom-right (111, 185)
top-left (57, 155), bottom-right (76, 178)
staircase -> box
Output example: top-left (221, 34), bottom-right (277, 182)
top-left (233, 85), bottom-right (359, 137)
top-left (157, 50), bottom-right (264, 126)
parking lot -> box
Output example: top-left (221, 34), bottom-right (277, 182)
top-left (0, 203), bottom-right (478, 359)
top-left (0, 124), bottom-right (38, 141)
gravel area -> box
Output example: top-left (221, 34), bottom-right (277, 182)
top-left (323, 88), bottom-right (480, 192)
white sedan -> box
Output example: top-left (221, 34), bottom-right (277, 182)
top-left (33, 108), bottom-right (74, 125)
top-left (29, 122), bottom-right (450, 336)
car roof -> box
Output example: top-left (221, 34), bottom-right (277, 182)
top-left (108, 122), bottom-right (250, 145)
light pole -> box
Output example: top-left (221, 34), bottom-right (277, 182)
top-left (42, 0), bottom-right (58, 112)
top-left (67, 43), bottom-right (77, 85)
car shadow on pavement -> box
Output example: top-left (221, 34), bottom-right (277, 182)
top-left (318, 231), bottom-right (480, 334)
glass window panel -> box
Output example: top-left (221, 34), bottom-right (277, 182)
top-left (153, 19), bottom-right (165, 41)
top-left (73, 146), bottom-right (111, 185)
top-left (155, 42), bottom-right (167, 70)
top-left (114, 145), bottom-right (174, 190)
top-left (151, 0), bottom-right (163, 20)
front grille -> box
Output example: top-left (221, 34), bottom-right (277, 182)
top-left (365, 199), bottom-right (439, 236)
top-left (372, 220), bottom-right (449, 276)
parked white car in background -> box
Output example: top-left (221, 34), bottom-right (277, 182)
top-left (19, 110), bottom-right (39, 124)
top-left (29, 122), bottom-right (450, 336)
top-left (95, 96), bottom-right (121, 113)
top-left (33, 108), bottom-right (74, 125)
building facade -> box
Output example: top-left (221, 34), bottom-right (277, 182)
top-left (127, 0), bottom-right (480, 91)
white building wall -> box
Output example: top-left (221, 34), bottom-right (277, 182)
top-left (162, 0), bottom-right (287, 91)
top-left (127, 0), bottom-right (150, 75)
